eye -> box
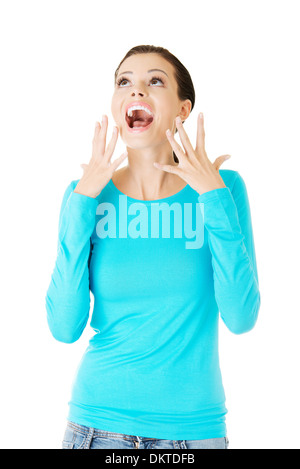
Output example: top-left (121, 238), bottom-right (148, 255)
top-left (116, 77), bottom-right (129, 87)
top-left (149, 76), bottom-right (165, 86)
top-left (116, 76), bottom-right (165, 87)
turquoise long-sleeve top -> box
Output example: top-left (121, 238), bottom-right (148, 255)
top-left (45, 169), bottom-right (260, 440)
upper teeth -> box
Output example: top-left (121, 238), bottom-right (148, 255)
top-left (127, 105), bottom-right (153, 118)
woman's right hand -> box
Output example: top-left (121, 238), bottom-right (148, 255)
top-left (74, 115), bottom-right (128, 198)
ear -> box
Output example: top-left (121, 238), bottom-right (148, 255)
top-left (179, 99), bottom-right (192, 123)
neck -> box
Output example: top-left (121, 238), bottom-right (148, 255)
top-left (123, 141), bottom-right (180, 199)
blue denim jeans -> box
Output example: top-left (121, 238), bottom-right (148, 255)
top-left (62, 421), bottom-right (229, 449)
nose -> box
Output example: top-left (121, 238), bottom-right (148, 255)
top-left (131, 82), bottom-right (147, 97)
top-left (132, 89), bottom-right (145, 97)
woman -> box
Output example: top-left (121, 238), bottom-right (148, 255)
top-left (45, 45), bottom-right (260, 450)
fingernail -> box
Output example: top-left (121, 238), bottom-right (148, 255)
top-left (95, 121), bottom-right (98, 127)
top-left (224, 154), bottom-right (231, 160)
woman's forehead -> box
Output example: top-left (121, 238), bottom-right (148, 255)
top-left (119, 54), bottom-right (173, 76)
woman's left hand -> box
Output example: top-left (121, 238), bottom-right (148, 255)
top-left (153, 113), bottom-right (231, 196)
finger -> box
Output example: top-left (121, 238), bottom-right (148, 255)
top-left (98, 115), bottom-right (108, 154)
top-left (195, 112), bottom-right (205, 155)
top-left (112, 151), bottom-right (128, 171)
top-left (104, 126), bottom-right (119, 161)
top-left (213, 154), bottom-right (231, 170)
top-left (153, 161), bottom-right (181, 175)
top-left (166, 129), bottom-right (185, 162)
top-left (175, 117), bottom-right (194, 156)
top-left (92, 119), bottom-right (104, 161)
top-left (80, 163), bottom-right (88, 171)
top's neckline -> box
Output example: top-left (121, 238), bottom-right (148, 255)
top-left (108, 179), bottom-right (190, 204)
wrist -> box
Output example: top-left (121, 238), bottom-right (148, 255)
top-left (74, 182), bottom-right (97, 198)
top-left (197, 182), bottom-right (226, 196)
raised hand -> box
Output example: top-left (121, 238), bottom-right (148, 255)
top-left (153, 113), bottom-right (231, 196)
top-left (74, 115), bottom-right (128, 198)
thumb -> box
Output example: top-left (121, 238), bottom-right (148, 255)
top-left (213, 154), bottom-right (231, 171)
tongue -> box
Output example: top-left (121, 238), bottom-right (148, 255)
top-left (132, 120), bottom-right (150, 128)
top-left (131, 109), bottom-right (153, 128)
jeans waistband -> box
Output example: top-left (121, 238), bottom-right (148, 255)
top-left (67, 421), bottom-right (157, 440)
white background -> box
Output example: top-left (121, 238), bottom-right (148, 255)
top-left (0, 0), bottom-right (299, 449)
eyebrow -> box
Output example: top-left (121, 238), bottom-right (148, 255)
top-left (117, 69), bottom-right (169, 78)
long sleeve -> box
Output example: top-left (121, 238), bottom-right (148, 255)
top-left (198, 172), bottom-right (261, 334)
top-left (45, 180), bottom-right (99, 343)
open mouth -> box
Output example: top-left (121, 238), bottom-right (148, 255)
top-left (125, 109), bottom-right (154, 130)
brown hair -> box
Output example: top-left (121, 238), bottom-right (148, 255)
top-left (114, 45), bottom-right (196, 163)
